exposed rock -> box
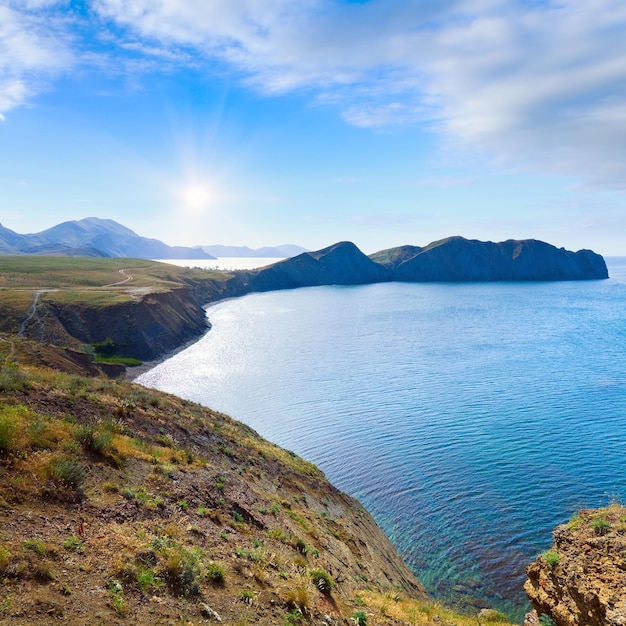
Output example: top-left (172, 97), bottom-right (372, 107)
top-left (525, 505), bottom-right (626, 626)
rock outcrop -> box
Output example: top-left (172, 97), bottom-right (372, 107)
top-left (525, 505), bottom-right (626, 626)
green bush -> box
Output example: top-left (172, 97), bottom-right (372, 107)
top-left (51, 458), bottom-right (86, 487)
top-left (136, 566), bottom-right (162, 593)
top-left (206, 562), bottom-right (225, 584)
top-left (310, 569), bottom-right (333, 595)
top-left (0, 364), bottom-right (28, 392)
top-left (539, 615), bottom-right (557, 626)
top-left (542, 550), bottom-right (560, 568)
top-left (0, 413), bottom-right (16, 451)
top-left (352, 611), bottom-right (368, 626)
top-left (74, 423), bottom-right (113, 455)
top-left (163, 544), bottom-right (204, 596)
top-left (592, 518), bottom-right (610, 536)
top-left (62, 536), bottom-right (84, 553)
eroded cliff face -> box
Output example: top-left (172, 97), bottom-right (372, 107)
top-left (42, 287), bottom-right (210, 361)
top-left (525, 505), bottom-right (626, 626)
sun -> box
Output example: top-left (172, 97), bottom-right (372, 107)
top-left (183, 184), bottom-right (212, 212)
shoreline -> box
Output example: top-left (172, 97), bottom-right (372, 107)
top-left (125, 295), bottom-right (240, 381)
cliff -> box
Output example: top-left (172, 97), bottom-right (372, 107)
top-left (2, 236), bottom-right (608, 364)
top-left (524, 505), bottom-right (626, 626)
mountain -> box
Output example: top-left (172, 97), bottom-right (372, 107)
top-left (0, 217), bottom-right (215, 260)
top-left (200, 243), bottom-right (308, 258)
top-left (242, 237), bottom-right (607, 291)
top-left (369, 236), bottom-right (608, 281)
top-left (244, 241), bottom-right (389, 291)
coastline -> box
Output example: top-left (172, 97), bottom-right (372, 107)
top-left (125, 296), bottom-right (240, 380)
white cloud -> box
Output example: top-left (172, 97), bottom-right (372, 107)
top-left (0, 3), bottom-right (71, 117)
top-left (5, 0), bottom-right (626, 189)
top-left (85, 0), bottom-right (626, 188)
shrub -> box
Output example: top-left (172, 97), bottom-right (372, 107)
top-left (62, 536), bottom-right (84, 553)
top-left (542, 550), bottom-right (560, 568)
top-left (352, 611), bottom-right (368, 625)
top-left (310, 569), bottom-right (333, 595)
top-left (592, 518), bottom-right (610, 536)
top-left (0, 364), bottom-right (28, 392)
top-left (285, 586), bottom-right (309, 613)
top-left (108, 580), bottom-right (127, 615)
top-left (50, 459), bottom-right (86, 488)
top-left (74, 423), bottom-right (112, 455)
top-left (23, 540), bottom-right (47, 556)
top-left (163, 544), bottom-right (204, 596)
top-left (240, 589), bottom-right (255, 604)
top-left (0, 413), bottom-right (16, 451)
top-left (206, 562), bottom-right (225, 584)
top-left (539, 615), bottom-right (557, 626)
top-left (136, 566), bottom-right (162, 593)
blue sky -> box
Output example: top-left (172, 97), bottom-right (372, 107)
top-left (1, 0), bottom-right (625, 254)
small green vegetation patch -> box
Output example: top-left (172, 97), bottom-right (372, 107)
top-left (542, 550), bottom-right (560, 568)
top-left (62, 536), bottom-right (84, 553)
top-left (310, 569), bottom-right (333, 595)
top-left (592, 518), bottom-right (610, 536)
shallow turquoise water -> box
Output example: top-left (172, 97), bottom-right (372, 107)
top-left (138, 258), bottom-right (626, 620)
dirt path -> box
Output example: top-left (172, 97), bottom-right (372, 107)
top-left (102, 268), bottom-right (134, 287)
top-left (18, 290), bottom-right (44, 337)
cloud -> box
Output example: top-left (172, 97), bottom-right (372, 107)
top-left (85, 0), bottom-right (626, 188)
top-left (6, 0), bottom-right (626, 189)
top-left (0, 2), bottom-right (72, 117)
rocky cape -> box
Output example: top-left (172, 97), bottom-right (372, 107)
top-left (243, 237), bottom-right (608, 292)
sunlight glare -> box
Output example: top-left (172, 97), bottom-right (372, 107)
top-left (183, 184), bottom-right (212, 213)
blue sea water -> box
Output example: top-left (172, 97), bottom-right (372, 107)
top-left (138, 257), bottom-right (626, 621)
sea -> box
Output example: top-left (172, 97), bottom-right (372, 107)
top-left (138, 256), bottom-right (626, 622)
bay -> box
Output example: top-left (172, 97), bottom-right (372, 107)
top-left (138, 257), bottom-right (626, 621)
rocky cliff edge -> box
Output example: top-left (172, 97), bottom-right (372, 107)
top-left (525, 504), bottom-right (626, 626)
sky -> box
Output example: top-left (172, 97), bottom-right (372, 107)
top-left (1, 1), bottom-right (626, 255)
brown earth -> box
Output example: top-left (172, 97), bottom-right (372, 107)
top-left (525, 505), bottom-right (626, 626)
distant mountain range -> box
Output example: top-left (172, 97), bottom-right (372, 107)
top-left (0, 218), bottom-right (306, 260)
top-left (198, 244), bottom-right (308, 258)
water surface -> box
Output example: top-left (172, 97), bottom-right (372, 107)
top-left (139, 258), bottom-right (626, 620)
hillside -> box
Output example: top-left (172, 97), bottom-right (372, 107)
top-left (0, 339), bottom-right (519, 626)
